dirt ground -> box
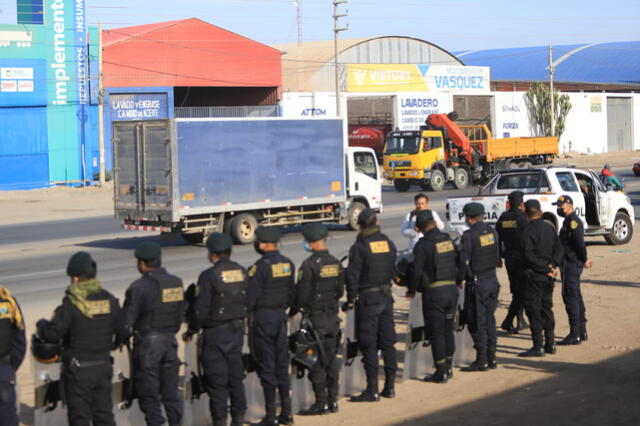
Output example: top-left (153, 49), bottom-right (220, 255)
top-left (4, 150), bottom-right (640, 425)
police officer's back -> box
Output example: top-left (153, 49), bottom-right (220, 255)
top-left (186, 233), bottom-right (248, 426)
top-left (0, 285), bottom-right (25, 426)
top-left (37, 252), bottom-right (125, 426)
top-left (246, 226), bottom-right (295, 426)
top-left (123, 241), bottom-right (185, 426)
top-left (293, 223), bottom-right (344, 415)
top-left (346, 208), bottom-right (398, 402)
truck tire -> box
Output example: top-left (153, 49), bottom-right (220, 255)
top-left (230, 213), bottom-right (258, 244)
top-left (348, 201), bottom-right (366, 231)
top-left (393, 179), bottom-right (411, 192)
top-left (427, 169), bottom-right (445, 192)
top-left (605, 212), bottom-right (633, 245)
top-left (507, 160), bottom-right (519, 169)
top-left (453, 168), bottom-right (469, 190)
top-left (181, 232), bottom-right (204, 244)
top-left (520, 161), bottom-right (533, 169)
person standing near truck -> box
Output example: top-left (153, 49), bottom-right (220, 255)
top-left (495, 191), bottom-right (529, 334)
top-left (600, 164), bottom-right (624, 191)
top-left (554, 195), bottom-right (593, 346)
top-left (401, 193), bottom-right (444, 251)
top-left (457, 203), bottom-right (501, 372)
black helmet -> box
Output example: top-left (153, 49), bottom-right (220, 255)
top-left (32, 334), bottom-right (61, 364)
top-left (289, 327), bottom-right (319, 372)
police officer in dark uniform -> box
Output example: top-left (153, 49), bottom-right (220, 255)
top-left (123, 242), bottom-right (185, 426)
top-left (495, 191), bottom-right (529, 334)
top-left (519, 200), bottom-right (564, 357)
top-left (37, 251), bottom-right (126, 426)
top-left (554, 195), bottom-right (593, 345)
top-left (292, 223), bottom-right (344, 415)
top-left (458, 202), bottom-right (501, 372)
top-left (407, 210), bottom-right (459, 383)
top-left (247, 227), bottom-right (296, 426)
top-left (345, 208), bottom-right (397, 402)
top-left (185, 233), bottom-right (248, 426)
top-left (0, 285), bottom-right (25, 426)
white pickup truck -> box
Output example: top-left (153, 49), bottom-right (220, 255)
top-left (445, 166), bottom-right (634, 245)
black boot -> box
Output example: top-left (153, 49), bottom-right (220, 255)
top-left (351, 377), bottom-right (380, 402)
top-left (487, 351), bottom-right (497, 369)
top-left (518, 347), bottom-right (544, 357)
top-left (258, 406), bottom-right (277, 426)
top-left (580, 323), bottom-right (588, 342)
top-left (278, 393), bottom-right (294, 425)
top-left (461, 352), bottom-right (488, 372)
top-left (517, 312), bottom-right (529, 331)
top-left (445, 356), bottom-right (454, 379)
top-left (328, 401), bottom-right (339, 413)
top-left (298, 402), bottom-right (328, 416)
top-left (231, 413), bottom-right (245, 426)
top-left (380, 372), bottom-right (395, 398)
top-left (545, 342), bottom-right (557, 354)
top-left (501, 316), bottom-right (517, 334)
top-left (557, 328), bottom-right (581, 346)
top-left (213, 417), bottom-right (228, 426)
top-left (423, 361), bottom-right (448, 383)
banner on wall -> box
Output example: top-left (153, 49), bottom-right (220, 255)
top-left (396, 93), bottom-right (453, 130)
top-left (347, 64), bottom-right (490, 94)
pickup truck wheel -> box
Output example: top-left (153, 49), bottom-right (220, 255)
top-left (453, 168), bottom-right (469, 189)
top-left (427, 170), bottom-right (445, 192)
top-left (521, 161), bottom-right (533, 169)
top-left (605, 212), bottom-right (633, 245)
top-left (507, 160), bottom-right (519, 169)
top-left (348, 201), bottom-right (366, 230)
top-left (231, 213), bottom-right (258, 244)
top-left (393, 180), bottom-right (411, 192)
top-left (181, 232), bottom-right (204, 244)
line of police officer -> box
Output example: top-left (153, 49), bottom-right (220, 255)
top-left (4, 193), bottom-right (591, 425)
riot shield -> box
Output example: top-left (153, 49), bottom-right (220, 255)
top-left (112, 344), bottom-right (147, 426)
top-left (244, 324), bottom-right (265, 423)
top-left (453, 286), bottom-right (475, 367)
top-left (33, 358), bottom-right (66, 425)
top-left (402, 295), bottom-right (433, 381)
top-left (182, 332), bottom-right (211, 426)
top-left (287, 314), bottom-right (315, 414)
top-left (338, 308), bottom-right (366, 397)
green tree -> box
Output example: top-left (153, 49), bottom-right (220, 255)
top-left (524, 82), bottom-right (571, 138)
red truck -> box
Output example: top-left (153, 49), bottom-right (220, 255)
top-left (348, 123), bottom-right (392, 163)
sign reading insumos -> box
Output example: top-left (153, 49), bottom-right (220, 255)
top-left (347, 64), bottom-right (490, 94)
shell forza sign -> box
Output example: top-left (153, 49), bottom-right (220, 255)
top-left (346, 64), bottom-right (490, 94)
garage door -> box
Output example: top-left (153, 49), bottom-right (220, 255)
top-left (606, 97), bottom-right (633, 152)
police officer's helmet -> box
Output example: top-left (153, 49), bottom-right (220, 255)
top-left (31, 334), bottom-right (61, 364)
top-left (289, 328), bottom-right (319, 372)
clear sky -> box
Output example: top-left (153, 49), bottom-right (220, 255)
top-left (0, 0), bottom-right (638, 51)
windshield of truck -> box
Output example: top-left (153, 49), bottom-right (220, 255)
top-left (385, 135), bottom-right (420, 154)
top-left (491, 172), bottom-right (550, 193)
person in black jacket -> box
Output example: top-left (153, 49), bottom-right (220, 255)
top-left (246, 227), bottom-right (296, 426)
top-left (37, 252), bottom-right (126, 426)
top-left (519, 200), bottom-right (564, 357)
top-left (553, 195), bottom-right (593, 345)
top-left (185, 233), bottom-right (248, 426)
top-left (345, 208), bottom-right (398, 402)
top-left (0, 285), bottom-right (26, 426)
top-left (293, 223), bottom-right (344, 415)
top-left (458, 202), bottom-right (501, 372)
top-left (407, 210), bottom-right (459, 383)
top-left (123, 242), bottom-right (185, 426)
top-left (495, 191), bottom-right (529, 334)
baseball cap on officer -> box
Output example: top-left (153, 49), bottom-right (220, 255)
top-left (206, 232), bottom-right (232, 253)
top-left (508, 190), bottom-right (525, 207)
top-left (552, 195), bottom-right (573, 206)
top-left (357, 208), bottom-right (377, 227)
top-left (415, 210), bottom-right (434, 229)
top-left (66, 251), bottom-right (94, 277)
top-left (135, 241), bottom-right (162, 261)
top-left (463, 202), bottom-right (484, 218)
top-left (524, 199), bottom-right (541, 213)
top-left (255, 226), bottom-right (281, 243)
top-left (302, 223), bottom-right (328, 242)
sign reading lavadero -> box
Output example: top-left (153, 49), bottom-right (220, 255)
top-left (347, 64), bottom-right (490, 94)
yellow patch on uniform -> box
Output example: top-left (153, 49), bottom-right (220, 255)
top-left (571, 220), bottom-right (578, 230)
top-left (369, 241), bottom-right (390, 254)
top-left (435, 240), bottom-right (454, 253)
top-left (0, 302), bottom-right (11, 320)
top-left (501, 220), bottom-right (517, 229)
top-left (248, 265), bottom-right (257, 277)
top-left (162, 288), bottom-right (184, 303)
top-left (320, 264), bottom-right (340, 278)
top-left (85, 300), bottom-right (111, 316)
top-left (221, 270), bottom-right (244, 283)
top-left (272, 263), bottom-right (292, 278)
top-left (479, 234), bottom-right (495, 247)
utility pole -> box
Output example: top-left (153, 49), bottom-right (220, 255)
top-left (548, 44), bottom-right (555, 137)
top-left (98, 21), bottom-right (106, 185)
top-left (333, 1), bottom-right (348, 117)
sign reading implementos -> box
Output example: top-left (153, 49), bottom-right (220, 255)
top-left (347, 64), bottom-right (490, 94)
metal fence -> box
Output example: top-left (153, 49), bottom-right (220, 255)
top-left (174, 105), bottom-right (280, 118)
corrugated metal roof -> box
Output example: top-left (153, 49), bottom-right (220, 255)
top-left (457, 41), bottom-right (640, 85)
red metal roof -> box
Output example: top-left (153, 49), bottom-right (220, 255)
top-left (103, 18), bottom-right (282, 89)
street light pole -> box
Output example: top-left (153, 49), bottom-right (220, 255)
top-left (548, 44), bottom-right (555, 137)
top-left (333, 1), bottom-right (348, 117)
top-left (98, 22), bottom-right (105, 185)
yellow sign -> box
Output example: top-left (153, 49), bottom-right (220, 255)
top-left (501, 220), bottom-right (517, 229)
top-left (435, 240), bottom-right (454, 254)
top-left (271, 263), bottom-right (292, 278)
top-left (320, 265), bottom-right (340, 278)
top-left (162, 288), bottom-right (184, 303)
top-left (86, 300), bottom-right (111, 316)
top-left (221, 270), bottom-right (245, 283)
top-left (369, 241), bottom-right (390, 254)
top-left (479, 234), bottom-right (495, 247)
top-left (347, 64), bottom-right (428, 93)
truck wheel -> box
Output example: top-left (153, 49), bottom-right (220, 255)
top-left (453, 168), bottom-right (469, 189)
top-left (507, 160), bottom-right (519, 169)
top-left (231, 213), bottom-right (258, 244)
top-left (348, 201), bottom-right (366, 231)
top-left (393, 180), bottom-right (411, 192)
top-left (520, 161), bottom-right (533, 169)
top-left (181, 232), bottom-right (204, 244)
top-left (605, 212), bottom-right (633, 245)
top-left (427, 170), bottom-right (445, 192)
